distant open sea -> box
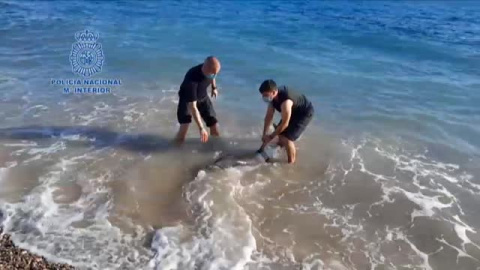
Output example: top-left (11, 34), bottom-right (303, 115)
top-left (0, 1), bottom-right (479, 269)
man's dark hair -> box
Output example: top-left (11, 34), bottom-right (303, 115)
top-left (259, 79), bottom-right (277, 93)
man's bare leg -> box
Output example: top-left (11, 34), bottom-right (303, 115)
top-left (286, 140), bottom-right (296, 164)
top-left (175, 124), bottom-right (190, 145)
top-left (279, 135), bottom-right (296, 164)
top-left (209, 123), bottom-right (220, 137)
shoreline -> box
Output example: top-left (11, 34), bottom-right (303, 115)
top-left (0, 227), bottom-right (75, 270)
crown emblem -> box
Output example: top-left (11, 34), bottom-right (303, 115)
top-left (74, 29), bottom-right (99, 43)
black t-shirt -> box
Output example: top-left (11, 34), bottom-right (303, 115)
top-left (179, 64), bottom-right (211, 103)
top-left (271, 85), bottom-right (313, 115)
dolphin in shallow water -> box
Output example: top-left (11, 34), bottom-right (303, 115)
top-left (211, 146), bottom-right (280, 169)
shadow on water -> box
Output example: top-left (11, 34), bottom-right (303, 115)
top-left (0, 125), bottom-right (173, 153)
top-left (0, 125), bottom-right (263, 157)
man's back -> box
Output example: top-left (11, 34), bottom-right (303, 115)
top-left (272, 85), bottom-right (313, 114)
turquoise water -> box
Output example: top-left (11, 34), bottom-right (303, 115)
top-left (1, 1), bottom-right (480, 269)
top-left (2, 1), bottom-right (479, 153)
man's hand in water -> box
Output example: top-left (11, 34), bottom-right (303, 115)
top-left (211, 88), bottom-right (218, 99)
top-left (262, 134), bottom-right (275, 144)
top-left (200, 127), bottom-right (209, 143)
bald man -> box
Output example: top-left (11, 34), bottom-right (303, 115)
top-left (175, 56), bottom-right (221, 144)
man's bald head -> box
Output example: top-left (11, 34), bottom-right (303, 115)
top-left (202, 56), bottom-right (221, 76)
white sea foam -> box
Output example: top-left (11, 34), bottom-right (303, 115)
top-left (150, 166), bottom-right (258, 270)
top-left (450, 215), bottom-right (480, 253)
top-left (334, 137), bottom-right (479, 269)
top-left (436, 237), bottom-right (478, 264)
top-left (27, 141), bottom-right (66, 155)
top-left (1, 150), bottom-right (153, 269)
top-left (4, 141), bottom-right (38, 147)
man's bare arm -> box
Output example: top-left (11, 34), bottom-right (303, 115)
top-left (189, 102), bottom-right (204, 130)
top-left (263, 104), bottom-right (275, 136)
top-left (189, 101), bottom-right (208, 142)
top-left (271, 100), bottom-right (293, 137)
top-left (211, 79), bottom-right (218, 98)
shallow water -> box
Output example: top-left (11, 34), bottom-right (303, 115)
top-left (0, 1), bottom-right (479, 269)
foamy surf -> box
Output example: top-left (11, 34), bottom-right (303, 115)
top-left (0, 86), bottom-right (479, 270)
top-left (0, 139), bottom-right (155, 268)
top-left (150, 166), bottom-right (259, 270)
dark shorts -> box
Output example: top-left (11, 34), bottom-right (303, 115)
top-left (177, 97), bottom-right (218, 127)
top-left (277, 107), bottom-right (314, 141)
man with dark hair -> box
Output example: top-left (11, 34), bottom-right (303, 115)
top-left (175, 56), bottom-right (221, 144)
top-left (259, 79), bottom-right (314, 164)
